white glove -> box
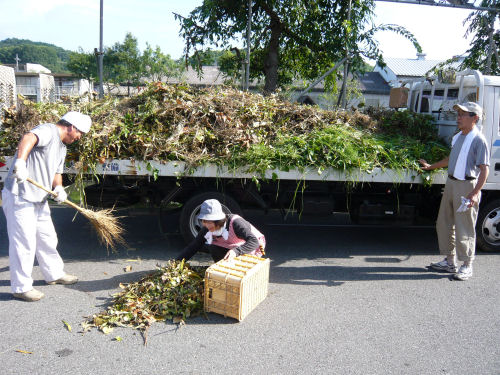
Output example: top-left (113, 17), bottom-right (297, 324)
top-left (13, 159), bottom-right (28, 183)
top-left (53, 185), bottom-right (68, 203)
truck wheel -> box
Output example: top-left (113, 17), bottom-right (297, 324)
top-left (476, 199), bottom-right (500, 252)
top-left (179, 192), bottom-right (242, 244)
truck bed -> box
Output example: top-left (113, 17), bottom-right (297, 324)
top-left (0, 156), bottom-right (447, 186)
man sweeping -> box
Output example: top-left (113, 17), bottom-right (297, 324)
top-left (2, 111), bottom-right (91, 301)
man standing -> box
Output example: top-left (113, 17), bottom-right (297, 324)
top-left (2, 111), bottom-right (91, 301)
top-left (419, 102), bottom-right (489, 281)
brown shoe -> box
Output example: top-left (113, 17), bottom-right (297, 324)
top-left (13, 289), bottom-right (45, 302)
top-left (47, 274), bottom-right (78, 285)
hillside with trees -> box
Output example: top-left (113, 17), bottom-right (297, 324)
top-left (0, 38), bottom-right (71, 73)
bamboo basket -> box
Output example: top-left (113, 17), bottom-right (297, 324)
top-left (204, 254), bottom-right (270, 321)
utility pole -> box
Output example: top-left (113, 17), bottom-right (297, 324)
top-left (97, 0), bottom-right (104, 98)
top-left (340, 0), bottom-right (352, 108)
top-left (245, 0), bottom-right (252, 91)
top-left (486, 15), bottom-right (495, 74)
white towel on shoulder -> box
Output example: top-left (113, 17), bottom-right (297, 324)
top-left (451, 126), bottom-right (479, 180)
top-left (204, 228), bottom-right (229, 245)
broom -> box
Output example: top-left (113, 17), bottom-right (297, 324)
top-left (27, 177), bottom-right (126, 251)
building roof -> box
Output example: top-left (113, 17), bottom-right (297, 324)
top-left (176, 66), bottom-right (226, 85)
top-left (3, 63), bottom-right (51, 74)
top-left (168, 66), bottom-right (262, 87)
top-left (300, 71), bottom-right (391, 95)
top-left (381, 57), bottom-right (445, 77)
top-left (110, 66), bottom-right (390, 96)
top-left (356, 72), bottom-right (391, 95)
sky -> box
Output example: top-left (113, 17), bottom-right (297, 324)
top-left (0, 0), bottom-right (488, 63)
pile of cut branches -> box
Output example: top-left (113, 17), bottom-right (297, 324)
top-left (81, 260), bottom-right (206, 340)
top-left (0, 83), bottom-right (450, 179)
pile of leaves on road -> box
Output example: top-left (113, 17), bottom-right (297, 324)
top-left (81, 260), bottom-right (206, 338)
top-left (0, 82), bottom-right (449, 181)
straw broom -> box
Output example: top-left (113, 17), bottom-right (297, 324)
top-left (27, 177), bottom-right (126, 251)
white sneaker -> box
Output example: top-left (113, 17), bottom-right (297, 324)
top-left (47, 274), bottom-right (78, 285)
top-left (13, 289), bottom-right (45, 302)
top-left (454, 265), bottom-right (473, 280)
top-left (430, 258), bottom-right (458, 273)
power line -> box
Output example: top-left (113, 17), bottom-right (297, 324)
top-left (375, 0), bottom-right (500, 13)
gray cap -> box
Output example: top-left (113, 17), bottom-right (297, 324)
top-left (453, 102), bottom-right (483, 120)
top-left (198, 199), bottom-right (226, 221)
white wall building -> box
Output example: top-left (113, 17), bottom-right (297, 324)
top-left (1, 63), bottom-right (93, 103)
top-left (0, 65), bottom-right (16, 110)
top-left (15, 72), bottom-right (56, 102)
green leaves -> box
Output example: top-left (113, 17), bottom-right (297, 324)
top-left (461, 2), bottom-right (500, 75)
top-left (1, 83), bottom-right (449, 189)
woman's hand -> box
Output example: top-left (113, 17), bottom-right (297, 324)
top-left (223, 249), bottom-right (237, 261)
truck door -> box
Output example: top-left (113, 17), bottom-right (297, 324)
top-left (488, 87), bottom-right (500, 183)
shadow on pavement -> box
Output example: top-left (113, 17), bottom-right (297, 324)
top-left (269, 265), bottom-right (450, 285)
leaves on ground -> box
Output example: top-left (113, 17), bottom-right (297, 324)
top-left (15, 350), bottom-right (33, 354)
top-left (62, 320), bottom-right (72, 332)
top-left (82, 260), bottom-right (206, 334)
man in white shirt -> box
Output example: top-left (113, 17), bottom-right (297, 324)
top-left (2, 111), bottom-right (91, 301)
top-left (419, 102), bottom-right (489, 281)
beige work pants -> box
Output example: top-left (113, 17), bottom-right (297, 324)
top-left (436, 178), bottom-right (479, 263)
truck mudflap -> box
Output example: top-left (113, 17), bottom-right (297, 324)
top-left (0, 156), bottom-right (12, 189)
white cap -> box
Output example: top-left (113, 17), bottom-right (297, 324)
top-left (453, 102), bottom-right (483, 120)
top-left (197, 199), bottom-right (226, 221)
top-left (60, 111), bottom-right (92, 133)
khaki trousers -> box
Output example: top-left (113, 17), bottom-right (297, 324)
top-left (436, 178), bottom-right (479, 263)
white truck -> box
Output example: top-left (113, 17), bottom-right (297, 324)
top-left (1, 69), bottom-right (500, 251)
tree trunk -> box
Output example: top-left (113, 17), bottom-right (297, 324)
top-left (263, 20), bottom-right (282, 94)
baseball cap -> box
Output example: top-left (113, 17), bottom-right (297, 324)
top-left (197, 199), bottom-right (226, 221)
top-left (60, 111), bottom-right (92, 133)
top-left (453, 102), bottom-right (483, 119)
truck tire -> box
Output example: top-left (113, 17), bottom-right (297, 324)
top-left (476, 199), bottom-right (500, 252)
top-left (179, 192), bottom-right (242, 244)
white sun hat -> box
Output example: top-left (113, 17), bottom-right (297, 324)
top-left (60, 111), bottom-right (92, 133)
top-left (197, 199), bottom-right (226, 221)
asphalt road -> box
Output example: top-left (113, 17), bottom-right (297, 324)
top-left (0, 206), bottom-right (499, 375)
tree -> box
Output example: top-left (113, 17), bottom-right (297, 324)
top-left (187, 49), bottom-right (227, 67)
top-left (461, 1), bottom-right (500, 75)
top-left (67, 48), bottom-right (98, 82)
top-left (105, 33), bottom-right (142, 95)
top-left (0, 38), bottom-right (71, 73)
top-left (142, 44), bottom-right (183, 82)
top-left (218, 49), bottom-right (246, 84)
top-left (67, 34), bottom-right (182, 96)
top-left (175, 0), bottom-right (420, 94)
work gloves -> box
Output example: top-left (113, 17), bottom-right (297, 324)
top-left (13, 159), bottom-right (28, 183)
top-left (53, 185), bottom-right (68, 203)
